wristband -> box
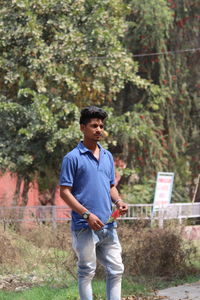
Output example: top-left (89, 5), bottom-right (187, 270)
top-left (113, 199), bottom-right (122, 205)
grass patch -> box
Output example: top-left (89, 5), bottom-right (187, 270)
top-left (0, 279), bottom-right (153, 300)
top-left (122, 278), bottom-right (150, 296)
top-left (0, 285), bottom-right (79, 300)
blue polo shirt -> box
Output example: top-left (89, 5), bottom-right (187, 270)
top-left (59, 142), bottom-right (115, 230)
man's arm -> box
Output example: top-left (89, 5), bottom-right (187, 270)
top-left (60, 185), bottom-right (87, 215)
top-left (110, 185), bottom-right (128, 215)
top-left (60, 186), bottom-right (104, 230)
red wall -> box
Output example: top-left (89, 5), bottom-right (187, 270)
top-left (0, 172), bottom-right (66, 207)
top-left (0, 158), bottom-right (125, 207)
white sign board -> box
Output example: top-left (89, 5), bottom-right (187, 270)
top-left (153, 172), bottom-right (174, 210)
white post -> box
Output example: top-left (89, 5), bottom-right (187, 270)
top-left (52, 206), bottom-right (57, 229)
top-left (158, 208), bottom-right (164, 228)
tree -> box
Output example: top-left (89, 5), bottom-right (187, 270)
top-left (109, 0), bottom-right (200, 202)
top-left (0, 0), bottom-right (151, 204)
top-left (1, 0), bottom-right (198, 205)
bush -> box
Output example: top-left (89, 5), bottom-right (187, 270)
top-left (118, 222), bottom-right (198, 279)
top-left (1, 222), bottom-right (199, 287)
top-left (20, 223), bottom-right (77, 283)
top-left (21, 223), bottom-right (72, 250)
top-left (0, 223), bottom-right (77, 286)
top-left (0, 228), bottom-right (19, 267)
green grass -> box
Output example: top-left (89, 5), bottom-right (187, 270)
top-left (0, 285), bottom-right (78, 300)
top-left (0, 279), bottom-right (152, 300)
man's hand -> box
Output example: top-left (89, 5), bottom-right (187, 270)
top-left (87, 213), bottom-right (104, 231)
top-left (116, 200), bottom-right (128, 215)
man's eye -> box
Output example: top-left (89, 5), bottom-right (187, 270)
top-left (91, 124), bottom-right (104, 129)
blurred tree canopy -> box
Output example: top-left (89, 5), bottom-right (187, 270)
top-left (0, 0), bottom-right (199, 205)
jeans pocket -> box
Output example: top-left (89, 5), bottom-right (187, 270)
top-left (74, 227), bottom-right (88, 239)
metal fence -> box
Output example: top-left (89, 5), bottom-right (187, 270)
top-left (121, 203), bottom-right (200, 222)
top-left (0, 203), bottom-right (200, 225)
top-left (0, 205), bottom-right (71, 226)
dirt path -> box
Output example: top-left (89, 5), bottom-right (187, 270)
top-left (122, 280), bottom-right (200, 300)
top-left (156, 280), bottom-right (200, 300)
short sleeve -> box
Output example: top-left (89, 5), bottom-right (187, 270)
top-left (59, 156), bottom-right (76, 187)
top-left (109, 153), bottom-right (115, 186)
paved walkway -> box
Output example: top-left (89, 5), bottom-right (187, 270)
top-left (157, 281), bottom-right (200, 300)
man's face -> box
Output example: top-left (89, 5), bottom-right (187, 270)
top-left (81, 118), bottom-right (104, 142)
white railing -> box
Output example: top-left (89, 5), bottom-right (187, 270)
top-left (0, 203), bottom-right (200, 225)
top-left (121, 203), bottom-right (200, 222)
top-left (0, 205), bottom-right (71, 225)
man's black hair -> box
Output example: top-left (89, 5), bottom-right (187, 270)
top-left (80, 106), bottom-right (108, 125)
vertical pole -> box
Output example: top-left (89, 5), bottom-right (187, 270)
top-left (158, 208), bottom-right (164, 228)
top-left (52, 206), bottom-right (57, 229)
top-left (179, 205), bottom-right (182, 225)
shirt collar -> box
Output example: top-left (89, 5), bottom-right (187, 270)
top-left (77, 141), bottom-right (105, 154)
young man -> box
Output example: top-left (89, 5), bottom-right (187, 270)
top-left (60, 106), bottom-right (128, 300)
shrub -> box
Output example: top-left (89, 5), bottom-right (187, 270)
top-left (118, 222), bottom-right (198, 279)
top-left (0, 229), bottom-right (18, 266)
top-left (0, 223), bottom-right (77, 285)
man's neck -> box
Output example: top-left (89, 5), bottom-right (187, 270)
top-left (83, 140), bottom-right (99, 153)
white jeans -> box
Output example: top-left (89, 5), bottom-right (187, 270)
top-left (72, 227), bottom-right (124, 300)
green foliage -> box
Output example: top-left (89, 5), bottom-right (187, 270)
top-left (0, 0), bottom-right (199, 204)
top-left (111, 0), bottom-right (200, 201)
top-left (0, 0), bottom-right (137, 103)
top-left (125, 0), bottom-right (173, 52)
top-left (120, 179), bottom-right (155, 204)
top-left (0, 0), bottom-right (140, 199)
top-left (0, 93), bottom-right (80, 190)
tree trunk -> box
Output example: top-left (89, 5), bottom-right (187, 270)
top-left (12, 175), bottom-right (23, 206)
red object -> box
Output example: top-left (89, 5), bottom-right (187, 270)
top-left (112, 209), bottom-right (120, 219)
top-left (107, 209), bottom-right (121, 223)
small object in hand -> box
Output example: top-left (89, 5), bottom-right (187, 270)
top-left (107, 209), bottom-right (120, 223)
